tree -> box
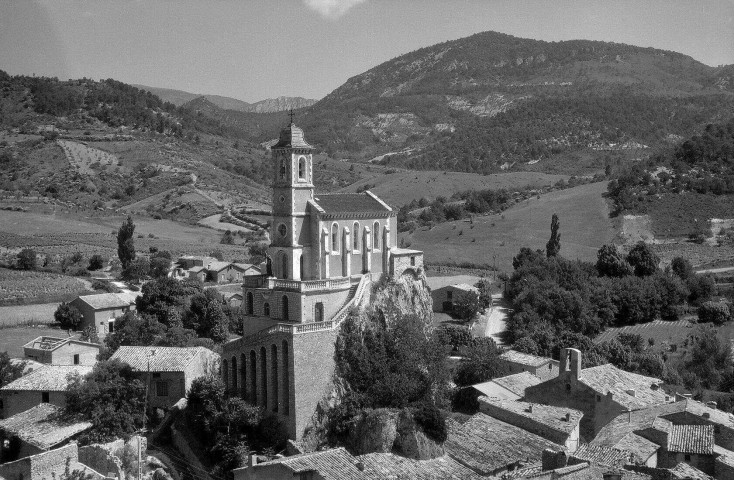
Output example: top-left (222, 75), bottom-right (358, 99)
top-left (87, 254), bottom-right (105, 271)
top-left (186, 290), bottom-right (230, 343)
top-left (596, 244), bottom-right (633, 277)
top-left (698, 301), bottom-right (731, 325)
top-left (136, 277), bottom-right (202, 323)
top-left (626, 241), bottom-right (659, 277)
top-left (452, 289), bottom-right (481, 320)
top-left (546, 213), bottom-right (561, 257)
top-left (16, 248), bottom-right (37, 270)
top-left (475, 278), bottom-right (493, 309)
top-left (671, 257), bottom-right (694, 280)
top-left (0, 352), bottom-right (25, 387)
top-left (121, 257), bottom-right (149, 282)
top-left (55, 302), bottom-right (83, 330)
top-left (64, 359), bottom-right (146, 443)
top-left (103, 311), bottom-right (167, 356)
top-left (454, 338), bottom-right (508, 387)
top-left (210, 250), bottom-right (224, 261)
top-left (149, 253), bottom-right (172, 278)
top-left (80, 325), bottom-right (100, 344)
top-left (117, 216), bottom-right (136, 269)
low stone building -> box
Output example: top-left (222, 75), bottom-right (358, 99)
top-left (23, 336), bottom-right (101, 366)
top-left (0, 404), bottom-right (92, 461)
top-left (0, 443), bottom-right (108, 480)
top-left (431, 283), bottom-right (479, 314)
top-left (472, 371), bottom-right (544, 401)
top-left (110, 346), bottom-right (219, 409)
top-left (499, 349), bottom-right (560, 381)
top-left (70, 292), bottom-right (139, 339)
top-left (478, 396), bottom-right (583, 452)
top-left (0, 365), bottom-right (93, 418)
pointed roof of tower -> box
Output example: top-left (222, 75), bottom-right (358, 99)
top-left (272, 122), bottom-right (314, 149)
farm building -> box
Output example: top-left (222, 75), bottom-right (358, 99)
top-left (23, 336), bottom-right (101, 366)
top-left (171, 257), bottom-right (261, 284)
top-left (70, 292), bottom-right (139, 339)
top-left (431, 283), bottom-right (479, 313)
top-left (0, 365), bottom-right (93, 418)
top-left (0, 404), bottom-right (92, 463)
top-left (499, 349), bottom-right (560, 381)
top-left (110, 346), bottom-right (219, 409)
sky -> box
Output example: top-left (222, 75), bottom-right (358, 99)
top-left (0, 0), bottom-right (732, 103)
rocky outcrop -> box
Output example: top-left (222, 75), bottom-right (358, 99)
top-left (370, 270), bottom-right (434, 330)
top-left (394, 410), bottom-right (445, 460)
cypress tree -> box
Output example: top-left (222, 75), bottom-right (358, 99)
top-left (117, 216), bottom-right (136, 269)
top-left (546, 213), bottom-right (561, 257)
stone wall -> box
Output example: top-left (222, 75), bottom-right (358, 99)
top-left (78, 442), bottom-right (123, 479)
top-left (1, 390), bottom-right (68, 418)
top-left (716, 456), bottom-right (734, 480)
top-left (0, 443), bottom-right (77, 480)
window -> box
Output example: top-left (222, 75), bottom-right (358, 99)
top-left (108, 320), bottom-right (114, 333)
top-left (298, 156), bottom-right (306, 180)
top-left (565, 383), bottom-right (571, 392)
top-left (373, 222), bottom-right (380, 250)
top-left (264, 303), bottom-right (270, 316)
top-left (73, 354), bottom-right (80, 365)
top-left (315, 302), bottom-right (324, 323)
top-left (278, 224), bottom-right (287, 237)
top-left (353, 222), bottom-right (360, 250)
top-left (410, 256), bottom-right (415, 266)
top-left (282, 295), bottom-right (289, 321)
top-left (684, 454), bottom-right (691, 462)
top-left (331, 223), bottom-right (339, 253)
top-left (156, 381), bottom-right (169, 397)
top-left (42, 392), bottom-right (50, 403)
top-left (280, 159), bottom-right (286, 179)
top-left (246, 292), bottom-right (254, 315)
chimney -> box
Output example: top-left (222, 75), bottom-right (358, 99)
top-left (541, 449), bottom-right (567, 471)
top-left (527, 404), bottom-right (534, 413)
top-left (356, 461), bottom-right (365, 471)
top-left (703, 412), bottom-right (710, 419)
top-left (683, 393), bottom-right (692, 399)
top-left (706, 401), bottom-right (718, 409)
top-left (626, 409), bottom-right (632, 423)
top-left (625, 388), bottom-right (636, 397)
top-left (248, 454), bottom-right (258, 468)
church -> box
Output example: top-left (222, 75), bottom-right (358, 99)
top-left (222, 121), bottom-right (423, 439)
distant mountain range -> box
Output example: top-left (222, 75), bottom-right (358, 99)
top-left (131, 84), bottom-right (316, 113)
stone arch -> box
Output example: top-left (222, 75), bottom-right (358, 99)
top-left (314, 302), bottom-right (324, 323)
top-left (222, 359), bottom-right (229, 391)
top-left (282, 295), bottom-right (289, 321)
top-left (231, 356), bottom-right (238, 391)
top-left (246, 292), bottom-right (253, 315)
top-left (271, 344), bottom-right (279, 412)
top-left (298, 156), bottom-right (306, 180)
top-left (373, 221), bottom-right (380, 250)
top-left (279, 251), bottom-right (288, 280)
top-left (249, 350), bottom-right (257, 403)
top-left (240, 353), bottom-right (247, 399)
top-left (260, 346), bottom-right (268, 408)
top-left (353, 222), bottom-right (360, 250)
top-left (299, 254), bottom-right (304, 280)
top-left (282, 340), bottom-right (290, 415)
top-left (331, 223), bottom-right (339, 253)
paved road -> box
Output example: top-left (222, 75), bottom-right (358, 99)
top-left (471, 294), bottom-right (510, 345)
top-left (696, 266), bottom-right (734, 274)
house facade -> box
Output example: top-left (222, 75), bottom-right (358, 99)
top-left (431, 283), bottom-right (479, 314)
top-left (70, 293), bottom-right (138, 339)
top-left (499, 350), bottom-right (560, 381)
top-left (0, 365), bottom-right (93, 418)
top-left (222, 122), bottom-right (423, 440)
top-left (23, 336), bottom-right (101, 366)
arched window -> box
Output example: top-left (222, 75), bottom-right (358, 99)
top-left (222, 360), bottom-right (229, 390)
top-left (240, 353), bottom-right (247, 399)
top-left (246, 292), bottom-right (253, 315)
top-left (249, 350), bottom-right (257, 403)
top-left (373, 221), bottom-right (380, 250)
top-left (231, 356), bottom-right (238, 390)
top-left (280, 252), bottom-right (288, 280)
top-left (299, 255), bottom-right (304, 280)
top-left (263, 302), bottom-right (270, 316)
top-left (298, 157), bottom-right (306, 180)
top-left (260, 347), bottom-right (268, 408)
top-left (282, 295), bottom-right (289, 321)
top-left (315, 302), bottom-right (324, 323)
top-left (353, 222), bottom-right (360, 250)
top-left (331, 223), bottom-right (339, 253)
top-left (271, 344), bottom-right (279, 412)
top-left (282, 340), bottom-right (290, 415)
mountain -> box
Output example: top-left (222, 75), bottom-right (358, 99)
top-left (263, 31), bottom-right (734, 174)
top-left (133, 84), bottom-right (316, 113)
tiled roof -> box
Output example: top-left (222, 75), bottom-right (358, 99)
top-left (110, 346), bottom-right (215, 372)
top-left (669, 462), bottom-right (714, 480)
top-left (23, 336), bottom-right (100, 352)
top-left (312, 193), bottom-right (391, 215)
top-left (493, 372), bottom-right (544, 397)
top-left (359, 452), bottom-right (484, 479)
top-left (500, 350), bottom-right (555, 368)
top-left (667, 424), bottom-right (714, 454)
top-left (258, 447), bottom-right (367, 479)
top-left (570, 444), bottom-right (630, 468)
top-left (188, 266), bottom-right (206, 273)
top-left (445, 414), bottom-right (563, 475)
top-left (1, 365), bottom-right (92, 391)
top-left (76, 292), bottom-right (138, 310)
top-left (233, 263), bottom-right (259, 272)
top-left (613, 433), bottom-right (659, 463)
top-left (10, 358), bottom-right (43, 374)
top-left (479, 397), bottom-right (583, 435)
top-left (578, 364), bottom-right (667, 409)
top-left (272, 123), bottom-right (314, 149)
top-left (206, 261), bottom-right (231, 272)
top-left (0, 404), bottom-right (92, 450)
top-left (592, 402), bottom-right (687, 446)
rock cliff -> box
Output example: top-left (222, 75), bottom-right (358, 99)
top-left (369, 269), bottom-right (434, 330)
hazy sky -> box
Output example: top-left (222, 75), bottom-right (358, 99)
top-left (1, 0), bottom-right (732, 102)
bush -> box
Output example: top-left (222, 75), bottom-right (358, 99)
top-left (698, 301), bottom-right (731, 325)
top-left (436, 324), bottom-right (472, 351)
top-left (55, 302), bottom-right (83, 330)
top-left (452, 290), bottom-right (481, 320)
top-left (88, 254), bottom-right (105, 271)
top-left (17, 248), bottom-right (37, 270)
top-left (413, 403), bottom-right (447, 443)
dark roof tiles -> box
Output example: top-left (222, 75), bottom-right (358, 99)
top-left (667, 424), bottom-right (714, 454)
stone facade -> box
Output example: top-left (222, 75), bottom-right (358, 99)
top-left (23, 338), bottom-right (100, 366)
top-left (2, 390), bottom-right (67, 418)
top-left (70, 299), bottom-right (134, 340)
top-left (0, 443), bottom-right (107, 480)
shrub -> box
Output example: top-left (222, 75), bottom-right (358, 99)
top-left (17, 248), bottom-right (37, 270)
top-left (55, 302), bottom-right (83, 330)
top-left (88, 254), bottom-right (105, 271)
top-left (413, 403), bottom-right (447, 443)
top-left (436, 324), bottom-right (472, 351)
top-left (698, 301), bottom-right (731, 325)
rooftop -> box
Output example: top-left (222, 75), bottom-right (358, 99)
top-left (483, 372), bottom-right (544, 398)
top-left (578, 364), bottom-right (667, 409)
top-left (311, 192), bottom-right (392, 216)
top-left (75, 292), bottom-right (138, 310)
top-left (254, 447), bottom-right (366, 479)
top-left (445, 413), bottom-right (563, 476)
top-left (110, 346), bottom-right (216, 372)
top-left (478, 397), bottom-right (583, 435)
top-left (23, 336), bottom-right (101, 352)
top-left (500, 350), bottom-right (555, 368)
top-left (206, 261), bottom-right (232, 272)
top-left (667, 424), bottom-right (714, 454)
top-left (0, 403), bottom-right (92, 450)
top-left (358, 452), bottom-right (484, 479)
top-left (570, 444), bottom-right (630, 468)
top-left (272, 123), bottom-right (314, 149)
top-left (1, 364), bottom-right (92, 392)
top-left (613, 433), bottom-right (659, 463)
top-left (669, 462), bottom-right (714, 480)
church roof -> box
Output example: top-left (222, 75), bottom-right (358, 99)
top-left (312, 192), bottom-right (392, 216)
top-left (272, 123), bottom-right (313, 149)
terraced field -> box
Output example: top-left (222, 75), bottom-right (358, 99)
top-left (58, 139), bottom-right (120, 174)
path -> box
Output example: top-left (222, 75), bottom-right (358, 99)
top-left (471, 294), bottom-right (510, 345)
top-left (696, 266), bottom-right (734, 274)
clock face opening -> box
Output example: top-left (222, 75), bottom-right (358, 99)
top-left (278, 224), bottom-right (287, 237)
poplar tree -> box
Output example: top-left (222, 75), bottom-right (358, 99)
top-left (546, 213), bottom-right (561, 257)
top-left (117, 216), bottom-right (136, 269)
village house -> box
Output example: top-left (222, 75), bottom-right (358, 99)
top-left (431, 283), bottom-right (479, 314)
top-left (222, 122), bottom-right (423, 440)
top-left (0, 365), bottom-right (93, 418)
top-left (171, 256), bottom-right (261, 284)
top-left (471, 371), bottom-right (544, 401)
top-left (0, 442), bottom-right (107, 480)
top-left (524, 348), bottom-right (670, 438)
top-left (23, 336), bottom-right (101, 366)
top-left (70, 292), bottom-right (139, 339)
top-left (109, 346), bottom-right (218, 410)
top-left (0, 404), bottom-right (92, 462)
top-left (499, 349), bottom-right (560, 381)
top-left (478, 396), bottom-right (583, 452)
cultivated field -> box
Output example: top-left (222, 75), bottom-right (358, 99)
top-left (57, 140), bottom-right (120, 175)
top-left (0, 303), bottom-right (58, 326)
top-left (594, 319), bottom-right (695, 345)
top-left (405, 181), bottom-right (616, 273)
top-left (0, 268), bottom-right (91, 305)
top-left (340, 171), bottom-right (570, 207)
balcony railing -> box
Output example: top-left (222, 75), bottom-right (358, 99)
top-left (244, 275), bottom-right (352, 292)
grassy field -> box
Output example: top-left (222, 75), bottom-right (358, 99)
top-left (339, 171), bottom-right (570, 207)
top-left (646, 193), bottom-right (734, 239)
top-left (0, 303), bottom-right (58, 326)
top-left (0, 268), bottom-right (91, 305)
top-left (404, 181), bottom-right (616, 273)
top-left (0, 326), bottom-right (67, 358)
